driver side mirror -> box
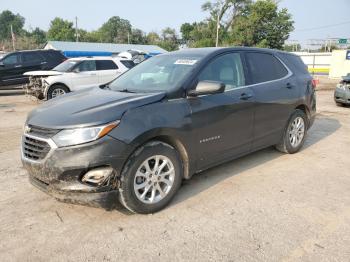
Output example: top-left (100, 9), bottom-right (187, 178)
top-left (0, 62), bottom-right (4, 67)
top-left (188, 81), bottom-right (225, 97)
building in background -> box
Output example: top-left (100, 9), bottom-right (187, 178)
top-left (43, 41), bottom-right (167, 58)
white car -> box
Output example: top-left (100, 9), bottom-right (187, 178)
top-left (24, 56), bottom-right (134, 99)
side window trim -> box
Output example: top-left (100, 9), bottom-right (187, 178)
top-left (244, 52), bottom-right (292, 86)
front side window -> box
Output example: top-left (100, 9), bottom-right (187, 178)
top-left (53, 60), bottom-right (78, 72)
top-left (109, 54), bottom-right (204, 93)
top-left (2, 54), bottom-right (20, 65)
top-left (245, 52), bottom-right (288, 84)
top-left (96, 60), bottom-right (118, 70)
top-left (75, 60), bottom-right (96, 72)
top-left (198, 53), bottom-right (245, 90)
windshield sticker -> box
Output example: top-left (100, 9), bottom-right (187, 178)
top-left (174, 59), bottom-right (198, 65)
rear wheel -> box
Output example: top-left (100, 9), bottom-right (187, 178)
top-left (118, 141), bottom-right (183, 214)
top-left (47, 85), bottom-right (69, 100)
top-left (275, 109), bottom-right (307, 154)
top-left (336, 102), bottom-right (344, 107)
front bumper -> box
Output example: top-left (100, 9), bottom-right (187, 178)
top-left (22, 135), bottom-right (131, 209)
top-left (334, 88), bottom-right (350, 105)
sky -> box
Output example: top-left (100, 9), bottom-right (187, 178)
top-left (1, 0), bottom-right (350, 45)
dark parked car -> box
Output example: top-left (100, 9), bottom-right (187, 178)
top-left (334, 73), bottom-right (350, 106)
top-left (0, 49), bottom-right (66, 88)
top-left (22, 47), bottom-right (316, 214)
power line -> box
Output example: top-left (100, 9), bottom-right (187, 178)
top-left (294, 20), bottom-right (350, 32)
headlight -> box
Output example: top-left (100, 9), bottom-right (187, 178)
top-left (52, 121), bottom-right (119, 147)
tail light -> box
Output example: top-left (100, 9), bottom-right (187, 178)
top-left (311, 79), bottom-right (318, 89)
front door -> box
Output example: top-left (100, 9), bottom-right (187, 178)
top-left (0, 53), bottom-right (25, 86)
top-left (188, 52), bottom-right (255, 170)
top-left (70, 60), bottom-right (99, 90)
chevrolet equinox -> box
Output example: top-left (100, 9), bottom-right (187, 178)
top-left (22, 47), bottom-right (316, 214)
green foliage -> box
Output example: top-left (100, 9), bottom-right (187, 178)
top-left (47, 18), bottom-right (75, 41)
top-left (0, 10), bottom-right (25, 41)
top-left (28, 27), bottom-right (47, 45)
top-left (98, 16), bottom-right (131, 43)
top-left (158, 27), bottom-right (178, 51)
top-left (230, 0), bottom-right (294, 49)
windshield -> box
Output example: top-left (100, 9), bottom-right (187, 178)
top-left (109, 54), bottom-right (203, 93)
top-left (53, 60), bottom-right (78, 72)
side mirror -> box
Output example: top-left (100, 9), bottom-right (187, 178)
top-left (0, 62), bottom-right (4, 67)
top-left (188, 81), bottom-right (225, 97)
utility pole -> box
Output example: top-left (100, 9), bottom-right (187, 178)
top-left (216, 1), bottom-right (224, 47)
top-left (75, 16), bottom-right (79, 42)
top-left (127, 32), bottom-right (130, 44)
top-left (10, 24), bottom-right (15, 51)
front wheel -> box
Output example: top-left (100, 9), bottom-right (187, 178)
top-left (47, 85), bottom-right (70, 100)
top-left (275, 109), bottom-right (307, 154)
top-left (118, 141), bottom-right (183, 214)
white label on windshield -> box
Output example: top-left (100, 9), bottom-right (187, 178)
top-left (174, 59), bottom-right (198, 65)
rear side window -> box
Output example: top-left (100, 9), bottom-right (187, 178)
top-left (42, 51), bottom-right (66, 61)
top-left (120, 60), bottom-right (135, 69)
top-left (96, 60), bottom-right (118, 70)
top-left (245, 52), bottom-right (288, 84)
top-left (22, 52), bottom-right (44, 62)
top-left (280, 54), bottom-right (309, 75)
top-left (198, 53), bottom-right (245, 90)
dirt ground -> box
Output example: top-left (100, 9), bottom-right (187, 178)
top-left (0, 84), bottom-right (349, 261)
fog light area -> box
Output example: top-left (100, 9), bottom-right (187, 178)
top-left (81, 167), bottom-right (114, 186)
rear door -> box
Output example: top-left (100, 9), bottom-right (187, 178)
top-left (0, 53), bottom-right (26, 86)
top-left (96, 60), bottom-right (118, 84)
top-left (244, 52), bottom-right (298, 150)
top-left (70, 60), bottom-right (99, 90)
top-left (188, 52), bottom-right (255, 170)
top-left (21, 52), bottom-right (45, 73)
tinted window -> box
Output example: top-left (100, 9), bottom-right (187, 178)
top-left (2, 54), bottom-right (20, 65)
top-left (120, 60), bottom-right (135, 69)
top-left (75, 60), bottom-right (96, 72)
top-left (42, 51), bottom-right (65, 61)
top-left (96, 60), bottom-right (118, 70)
top-left (198, 53), bottom-right (245, 90)
top-left (280, 53), bottom-right (308, 75)
top-left (246, 52), bottom-right (288, 84)
top-left (22, 52), bottom-right (43, 62)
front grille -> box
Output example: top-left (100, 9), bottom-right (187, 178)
top-left (27, 125), bottom-right (60, 138)
top-left (23, 136), bottom-right (51, 161)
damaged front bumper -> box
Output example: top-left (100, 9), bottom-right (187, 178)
top-left (22, 135), bottom-right (130, 209)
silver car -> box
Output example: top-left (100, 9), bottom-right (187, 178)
top-left (335, 74), bottom-right (350, 106)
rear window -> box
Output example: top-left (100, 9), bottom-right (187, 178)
top-left (120, 60), bottom-right (135, 69)
top-left (96, 60), bottom-right (118, 70)
top-left (245, 52), bottom-right (288, 84)
top-left (41, 51), bottom-right (66, 61)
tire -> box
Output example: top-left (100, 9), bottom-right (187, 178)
top-left (275, 109), bottom-right (308, 154)
top-left (336, 102), bottom-right (344, 107)
top-left (47, 85), bottom-right (70, 100)
top-left (118, 141), bottom-right (183, 214)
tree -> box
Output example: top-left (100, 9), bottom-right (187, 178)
top-left (158, 27), bottom-right (178, 51)
top-left (28, 27), bottom-right (47, 45)
top-left (130, 29), bottom-right (147, 44)
top-left (180, 23), bottom-right (195, 42)
top-left (47, 18), bottom-right (75, 41)
top-left (230, 0), bottom-right (294, 49)
top-left (146, 32), bottom-right (161, 45)
top-left (0, 10), bottom-right (25, 41)
top-left (98, 16), bottom-right (131, 43)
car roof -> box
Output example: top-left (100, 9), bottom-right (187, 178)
top-left (67, 56), bottom-right (131, 61)
top-left (163, 46), bottom-right (291, 58)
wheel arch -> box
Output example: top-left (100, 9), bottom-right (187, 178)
top-left (295, 104), bottom-right (311, 127)
top-left (45, 82), bottom-right (71, 98)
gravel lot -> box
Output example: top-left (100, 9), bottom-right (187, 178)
top-left (0, 86), bottom-right (349, 262)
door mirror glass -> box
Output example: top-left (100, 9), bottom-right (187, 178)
top-left (0, 61), bottom-right (4, 67)
top-left (188, 81), bottom-right (225, 97)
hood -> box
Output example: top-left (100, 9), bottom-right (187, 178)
top-left (24, 71), bottom-right (63, 77)
top-left (27, 87), bottom-right (166, 129)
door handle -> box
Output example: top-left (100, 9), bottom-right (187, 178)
top-left (286, 83), bottom-right (294, 89)
top-left (240, 93), bottom-right (253, 100)
top-left (15, 65), bottom-right (22, 68)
